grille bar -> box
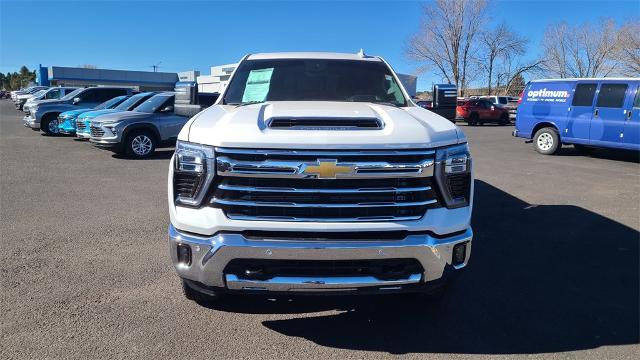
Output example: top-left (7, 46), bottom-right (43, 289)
top-left (212, 198), bottom-right (437, 208)
top-left (218, 183), bottom-right (431, 194)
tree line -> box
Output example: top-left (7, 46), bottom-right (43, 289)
top-left (0, 66), bottom-right (37, 91)
top-left (406, 0), bottom-right (639, 96)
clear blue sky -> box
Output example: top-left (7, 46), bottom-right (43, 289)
top-left (1, 0), bottom-right (638, 90)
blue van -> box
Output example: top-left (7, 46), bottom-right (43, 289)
top-left (513, 78), bottom-right (639, 154)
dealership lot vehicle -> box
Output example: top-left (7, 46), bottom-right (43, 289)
top-left (2, 99), bottom-right (638, 360)
top-left (10, 85), bottom-right (48, 101)
top-left (514, 78), bottom-right (640, 154)
top-left (457, 98), bottom-right (510, 125)
top-left (75, 92), bottom-right (157, 139)
top-left (24, 86), bottom-right (133, 134)
top-left (89, 92), bottom-right (186, 157)
top-left (168, 52), bottom-right (473, 300)
top-left (58, 95), bottom-right (130, 135)
top-left (22, 86), bottom-right (77, 112)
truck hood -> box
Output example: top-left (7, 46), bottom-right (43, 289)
top-left (78, 109), bottom-right (118, 120)
top-left (29, 98), bottom-right (59, 106)
top-left (60, 108), bottom-right (93, 118)
top-left (91, 110), bottom-right (151, 124)
top-left (185, 101), bottom-right (463, 149)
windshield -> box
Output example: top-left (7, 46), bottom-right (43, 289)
top-left (94, 95), bottom-right (128, 110)
top-left (32, 90), bottom-right (47, 97)
top-left (224, 59), bottom-right (408, 106)
top-left (115, 93), bottom-right (150, 111)
top-left (134, 94), bottom-right (173, 113)
top-left (61, 88), bottom-right (84, 101)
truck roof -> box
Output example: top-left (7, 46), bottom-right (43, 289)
top-left (530, 77), bottom-right (639, 83)
top-left (246, 52), bottom-right (383, 62)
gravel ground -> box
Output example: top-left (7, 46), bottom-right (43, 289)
top-left (1, 99), bottom-right (638, 359)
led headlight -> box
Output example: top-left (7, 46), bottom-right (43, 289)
top-left (434, 143), bottom-right (472, 209)
top-left (173, 140), bottom-right (216, 207)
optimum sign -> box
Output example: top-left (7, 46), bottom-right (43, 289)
top-left (526, 88), bottom-right (570, 103)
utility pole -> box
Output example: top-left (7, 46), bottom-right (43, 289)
top-left (152, 61), bottom-right (162, 72)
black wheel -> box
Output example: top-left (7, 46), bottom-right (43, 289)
top-left (41, 114), bottom-right (60, 135)
top-left (182, 279), bottom-right (219, 303)
top-left (499, 113), bottom-right (509, 125)
top-left (125, 130), bottom-right (156, 158)
top-left (573, 144), bottom-right (594, 153)
top-left (468, 113), bottom-right (479, 126)
top-left (533, 127), bottom-right (560, 155)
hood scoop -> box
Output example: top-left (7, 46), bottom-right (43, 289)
top-left (267, 117), bottom-right (384, 130)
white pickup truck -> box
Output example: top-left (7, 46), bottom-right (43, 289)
top-left (168, 52), bottom-right (474, 301)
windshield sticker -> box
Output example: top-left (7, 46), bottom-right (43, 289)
top-left (242, 68), bottom-right (274, 103)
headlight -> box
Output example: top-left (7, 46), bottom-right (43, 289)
top-left (434, 143), bottom-right (472, 209)
top-left (173, 140), bottom-right (216, 207)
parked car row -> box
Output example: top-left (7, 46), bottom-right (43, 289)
top-left (17, 85), bottom-right (216, 158)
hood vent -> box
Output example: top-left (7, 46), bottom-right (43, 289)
top-left (267, 117), bottom-right (384, 130)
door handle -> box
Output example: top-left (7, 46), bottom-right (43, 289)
top-left (627, 110), bottom-right (633, 120)
top-left (594, 108), bottom-right (599, 117)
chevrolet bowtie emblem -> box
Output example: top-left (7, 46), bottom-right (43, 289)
top-left (302, 159), bottom-right (354, 179)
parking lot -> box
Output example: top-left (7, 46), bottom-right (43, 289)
top-left (1, 98), bottom-right (638, 359)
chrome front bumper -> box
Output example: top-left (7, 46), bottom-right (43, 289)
top-left (23, 116), bottom-right (39, 129)
top-left (169, 224), bottom-right (472, 293)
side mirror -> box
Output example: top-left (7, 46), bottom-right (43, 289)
top-left (73, 97), bottom-right (81, 104)
top-left (161, 105), bottom-right (174, 113)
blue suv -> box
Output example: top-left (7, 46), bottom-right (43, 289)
top-left (513, 78), bottom-right (639, 154)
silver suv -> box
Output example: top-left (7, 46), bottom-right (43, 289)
top-left (89, 93), bottom-right (188, 158)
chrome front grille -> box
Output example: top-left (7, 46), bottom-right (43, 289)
top-left (210, 148), bottom-right (440, 222)
top-left (90, 126), bottom-right (105, 137)
top-left (76, 121), bottom-right (86, 132)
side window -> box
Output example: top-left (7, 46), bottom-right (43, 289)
top-left (45, 89), bottom-right (60, 99)
top-left (482, 101), bottom-right (492, 109)
top-left (634, 88), bottom-right (640, 108)
top-left (572, 83), bottom-right (597, 107)
top-left (596, 83), bottom-right (628, 108)
top-left (96, 89), bottom-right (124, 102)
top-left (159, 96), bottom-right (175, 112)
top-left (78, 89), bottom-right (97, 103)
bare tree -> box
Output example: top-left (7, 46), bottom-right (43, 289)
top-left (406, 0), bottom-right (488, 95)
top-left (479, 23), bottom-right (527, 94)
top-left (541, 19), bottom-right (625, 78)
top-left (617, 21), bottom-right (640, 76)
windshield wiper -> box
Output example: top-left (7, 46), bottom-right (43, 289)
top-left (369, 101), bottom-right (401, 108)
top-left (235, 100), bottom-right (266, 107)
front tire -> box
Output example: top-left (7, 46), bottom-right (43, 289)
top-left (41, 114), bottom-right (60, 135)
top-left (468, 113), bottom-right (479, 126)
top-left (533, 127), bottom-right (560, 155)
top-left (499, 113), bottom-right (509, 126)
top-left (125, 130), bottom-right (156, 158)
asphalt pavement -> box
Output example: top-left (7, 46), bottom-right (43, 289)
top-left (1, 99), bottom-right (638, 359)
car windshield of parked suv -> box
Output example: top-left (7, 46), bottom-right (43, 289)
top-left (224, 59), bottom-right (408, 106)
top-left (114, 93), bottom-right (150, 111)
top-left (32, 90), bottom-right (47, 98)
top-left (134, 94), bottom-right (173, 113)
top-left (60, 88), bottom-right (84, 101)
top-left (94, 95), bottom-right (128, 110)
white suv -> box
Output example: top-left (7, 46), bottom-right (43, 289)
top-left (168, 52), bottom-right (474, 300)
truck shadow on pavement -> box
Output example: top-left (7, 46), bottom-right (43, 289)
top-left (556, 147), bottom-right (640, 163)
top-left (206, 180), bottom-right (639, 355)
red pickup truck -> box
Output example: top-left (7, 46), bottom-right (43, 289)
top-left (456, 99), bottom-right (510, 126)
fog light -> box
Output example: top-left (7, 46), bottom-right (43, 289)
top-left (177, 243), bottom-right (192, 266)
top-left (452, 242), bottom-right (467, 266)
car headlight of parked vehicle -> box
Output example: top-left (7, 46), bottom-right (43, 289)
top-left (434, 143), bottom-right (472, 209)
top-left (173, 140), bottom-right (216, 207)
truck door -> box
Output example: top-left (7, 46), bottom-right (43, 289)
top-left (623, 82), bottom-right (640, 150)
top-left (590, 81), bottom-right (629, 148)
top-left (567, 82), bottom-right (597, 143)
